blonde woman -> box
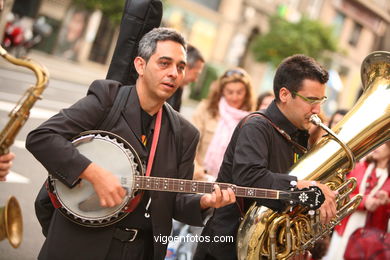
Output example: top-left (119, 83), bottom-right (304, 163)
top-left (192, 68), bottom-right (255, 181)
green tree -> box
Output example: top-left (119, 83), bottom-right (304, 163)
top-left (251, 15), bottom-right (338, 67)
top-left (72, 0), bottom-right (127, 25)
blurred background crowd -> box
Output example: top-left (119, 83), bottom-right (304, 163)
top-left (1, 0), bottom-right (389, 117)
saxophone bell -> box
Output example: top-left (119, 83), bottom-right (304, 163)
top-left (0, 196), bottom-right (23, 248)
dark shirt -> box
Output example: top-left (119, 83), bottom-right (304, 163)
top-left (166, 87), bottom-right (183, 112)
top-left (198, 101), bottom-right (309, 256)
top-left (117, 109), bottom-right (156, 231)
top-left (217, 101), bottom-right (308, 210)
top-left (140, 108), bottom-right (154, 145)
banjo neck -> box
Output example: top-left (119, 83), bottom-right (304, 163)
top-left (131, 175), bottom-right (282, 200)
top-left (50, 131), bottom-right (324, 227)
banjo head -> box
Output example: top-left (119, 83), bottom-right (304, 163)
top-left (50, 131), bottom-right (143, 227)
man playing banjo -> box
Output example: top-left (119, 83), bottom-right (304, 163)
top-left (26, 27), bottom-right (236, 260)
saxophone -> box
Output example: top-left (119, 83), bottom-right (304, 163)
top-left (0, 45), bottom-right (49, 248)
top-left (0, 45), bottom-right (49, 155)
top-left (237, 51), bottom-right (390, 259)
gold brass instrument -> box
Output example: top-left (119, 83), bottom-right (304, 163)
top-left (0, 45), bottom-right (49, 248)
top-left (237, 51), bottom-right (390, 260)
top-left (0, 45), bottom-right (49, 155)
top-left (0, 196), bottom-right (22, 248)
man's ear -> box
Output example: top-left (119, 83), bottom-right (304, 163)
top-left (134, 56), bottom-right (146, 76)
top-left (279, 87), bottom-right (290, 103)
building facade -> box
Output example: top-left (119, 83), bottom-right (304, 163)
top-left (164, 0), bottom-right (389, 112)
top-left (3, 0), bottom-right (389, 112)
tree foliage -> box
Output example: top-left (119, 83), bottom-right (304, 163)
top-left (251, 15), bottom-right (338, 67)
top-left (72, 0), bottom-right (125, 25)
top-left (72, 0), bottom-right (167, 25)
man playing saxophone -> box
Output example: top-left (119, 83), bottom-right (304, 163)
top-left (0, 152), bottom-right (15, 181)
top-left (194, 54), bottom-right (337, 260)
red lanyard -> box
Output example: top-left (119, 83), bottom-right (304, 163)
top-left (125, 107), bottom-right (162, 212)
top-left (145, 108), bottom-right (162, 177)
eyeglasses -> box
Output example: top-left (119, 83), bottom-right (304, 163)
top-left (222, 69), bottom-right (245, 78)
top-left (292, 91), bottom-right (328, 105)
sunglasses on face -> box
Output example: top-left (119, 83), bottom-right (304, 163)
top-left (222, 69), bottom-right (245, 78)
top-left (292, 91), bottom-right (328, 105)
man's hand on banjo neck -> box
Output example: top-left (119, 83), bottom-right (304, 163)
top-left (80, 162), bottom-right (236, 209)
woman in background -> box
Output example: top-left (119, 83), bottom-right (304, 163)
top-left (325, 141), bottom-right (390, 259)
top-left (192, 68), bottom-right (255, 181)
top-left (328, 109), bottom-right (348, 129)
top-left (256, 91), bottom-right (274, 110)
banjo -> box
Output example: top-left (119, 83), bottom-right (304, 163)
top-left (48, 131), bottom-right (324, 227)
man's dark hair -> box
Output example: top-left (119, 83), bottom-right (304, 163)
top-left (138, 27), bottom-right (186, 62)
top-left (273, 54), bottom-right (329, 102)
top-left (186, 44), bottom-right (204, 68)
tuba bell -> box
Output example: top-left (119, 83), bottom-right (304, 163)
top-left (237, 51), bottom-right (390, 260)
top-left (0, 196), bottom-right (23, 248)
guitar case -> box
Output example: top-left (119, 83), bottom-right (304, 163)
top-left (106, 0), bottom-right (162, 85)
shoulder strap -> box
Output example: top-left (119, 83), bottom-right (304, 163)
top-left (164, 103), bottom-right (182, 166)
top-left (240, 111), bottom-right (307, 154)
top-left (99, 85), bottom-right (132, 130)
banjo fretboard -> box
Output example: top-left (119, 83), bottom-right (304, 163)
top-left (129, 176), bottom-right (281, 199)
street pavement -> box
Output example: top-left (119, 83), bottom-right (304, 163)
top-left (0, 50), bottom-right (198, 259)
top-left (0, 57), bottom-right (91, 259)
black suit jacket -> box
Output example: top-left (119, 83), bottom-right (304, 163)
top-left (26, 80), bottom-right (202, 260)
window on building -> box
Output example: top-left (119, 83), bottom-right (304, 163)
top-left (333, 11), bottom-right (345, 37)
top-left (12, 0), bottom-right (41, 17)
top-left (189, 0), bottom-right (221, 11)
top-left (349, 22), bottom-right (362, 47)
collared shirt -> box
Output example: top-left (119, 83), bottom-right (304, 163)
top-left (217, 100), bottom-right (309, 211)
top-left (140, 109), bottom-right (155, 146)
top-left (117, 109), bottom-right (156, 231)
